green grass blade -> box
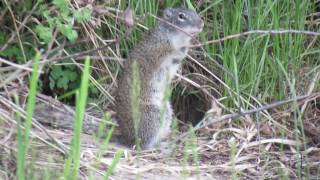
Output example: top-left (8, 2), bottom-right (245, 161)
top-left (16, 51), bottom-right (40, 180)
top-left (103, 149), bottom-right (123, 180)
top-left (63, 56), bottom-right (91, 179)
top-left (73, 56), bottom-right (91, 178)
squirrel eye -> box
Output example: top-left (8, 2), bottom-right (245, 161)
top-left (178, 13), bottom-right (186, 20)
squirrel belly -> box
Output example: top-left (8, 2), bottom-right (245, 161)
top-left (144, 49), bottom-right (187, 149)
top-left (150, 48), bottom-right (187, 107)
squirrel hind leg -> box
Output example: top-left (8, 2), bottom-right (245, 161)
top-left (138, 103), bottom-right (173, 150)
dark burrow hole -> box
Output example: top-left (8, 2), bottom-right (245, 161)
top-left (171, 49), bottom-right (223, 128)
top-left (172, 90), bottom-right (211, 127)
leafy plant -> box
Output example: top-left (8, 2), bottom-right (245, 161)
top-left (74, 7), bottom-right (92, 23)
top-left (0, 32), bottom-right (35, 63)
top-left (32, 0), bottom-right (94, 99)
top-left (35, 0), bottom-right (92, 43)
top-left (49, 61), bottom-right (79, 91)
top-left (35, 25), bottom-right (52, 44)
top-left (47, 60), bottom-right (100, 100)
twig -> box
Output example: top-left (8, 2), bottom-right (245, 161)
top-left (41, 39), bottom-right (118, 64)
top-left (300, 72), bottom-right (320, 114)
top-left (192, 29), bottom-right (320, 47)
top-left (0, 109), bottom-right (68, 155)
top-left (0, 57), bottom-right (35, 72)
top-left (200, 92), bottom-right (320, 129)
top-left (179, 92), bottom-right (320, 139)
top-left (74, 56), bottom-right (125, 61)
top-left (0, 94), bottom-right (68, 154)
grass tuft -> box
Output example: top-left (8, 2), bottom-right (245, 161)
top-left (63, 56), bottom-right (91, 179)
top-left (16, 51), bottom-right (40, 180)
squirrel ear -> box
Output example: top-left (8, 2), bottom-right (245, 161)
top-left (163, 8), bottom-right (173, 18)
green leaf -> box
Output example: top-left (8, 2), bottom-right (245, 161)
top-left (53, 0), bottom-right (69, 12)
top-left (57, 76), bottom-right (69, 90)
top-left (74, 7), bottom-right (92, 23)
top-left (0, 46), bottom-right (20, 58)
top-left (66, 70), bottom-right (77, 81)
top-left (50, 65), bottom-right (63, 79)
top-left (61, 10), bottom-right (72, 22)
top-left (42, 10), bottom-right (55, 27)
top-left (35, 25), bottom-right (52, 43)
top-left (58, 24), bottom-right (78, 42)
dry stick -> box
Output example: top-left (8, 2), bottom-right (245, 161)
top-left (176, 74), bottom-right (227, 113)
top-left (0, 57), bottom-right (34, 72)
top-left (41, 38), bottom-right (100, 61)
top-left (0, 110), bottom-right (67, 154)
top-left (0, 94), bottom-right (68, 154)
top-left (300, 72), bottom-right (320, 114)
top-left (41, 39), bottom-right (119, 64)
top-left (192, 30), bottom-right (320, 47)
top-left (43, 28), bottom-right (60, 60)
top-left (196, 92), bottom-right (320, 130)
top-left (179, 92), bottom-right (320, 139)
top-left (0, 61), bottom-right (34, 88)
top-left (43, 20), bottom-right (132, 64)
top-left (74, 56), bottom-right (125, 61)
top-left (52, 41), bottom-right (117, 103)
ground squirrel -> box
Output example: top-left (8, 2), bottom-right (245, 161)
top-left (115, 7), bottom-right (204, 149)
top-left (20, 7), bottom-right (203, 150)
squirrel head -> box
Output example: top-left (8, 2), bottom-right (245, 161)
top-left (156, 7), bottom-right (204, 49)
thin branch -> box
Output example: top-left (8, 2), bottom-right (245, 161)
top-left (201, 92), bottom-right (320, 129)
top-left (192, 29), bottom-right (320, 47)
top-left (0, 95), bottom-right (68, 154)
top-left (41, 39), bottom-right (118, 64)
top-left (0, 57), bottom-right (35, 72)
top-left (300, 72), bottom-right (320, 114)
top-left (179, 92), bottom-right (320, 138)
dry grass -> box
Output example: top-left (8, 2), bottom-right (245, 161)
top-left (0, 85), bottom-right (319, 179)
